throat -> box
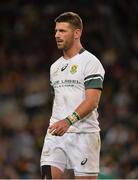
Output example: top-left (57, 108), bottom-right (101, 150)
top-left (63, 47), bottom-right (84, 60)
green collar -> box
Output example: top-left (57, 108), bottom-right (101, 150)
top-left (79, 47), bottom-right (85, 54)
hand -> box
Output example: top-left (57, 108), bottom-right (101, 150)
top-left (48, 119), bottom-right (70, 136)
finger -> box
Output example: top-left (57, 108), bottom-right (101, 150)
top-left (50, 126), bottom-right (60, 135)
top-left (48, 125), bottom-right (54, 129)
top-left (55, 129), bottom-right (65, 136)
top-left (48, 126), bottom-right (56, 133)
top-left (52, 128), bottom-right (60, 135)
top-left (58, 131), bottom-right (65, 136)
top-left (49, 128), bottom-right (57, 135)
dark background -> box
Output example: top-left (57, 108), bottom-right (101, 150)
top-left (0, 0), bottom-right (137, 178)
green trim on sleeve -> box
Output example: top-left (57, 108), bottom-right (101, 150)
top-left (84, 74), bottom-right (104, 81)
top-left (84, 78), bottom-right (103, 90)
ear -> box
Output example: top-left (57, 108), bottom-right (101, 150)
top-left (74, 29), bottom-right (81, 39)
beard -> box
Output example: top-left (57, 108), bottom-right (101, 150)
top-left (56, 42), bottom-right (64, 50)
top-left (56, 40), bottom-right (73, 51)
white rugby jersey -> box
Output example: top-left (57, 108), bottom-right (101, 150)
top-left (50, 49), bottom-right (105, 133)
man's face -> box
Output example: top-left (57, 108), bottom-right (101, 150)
top-left (55, 22), bottom-right (75, 51)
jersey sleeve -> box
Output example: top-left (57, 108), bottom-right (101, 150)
top-left (84, 58), bottom-right (105, 90)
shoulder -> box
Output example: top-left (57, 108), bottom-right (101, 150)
top-left (50, 57), bottom-right (62, 71)
top-left (81, 50), bottom-right (104, 67)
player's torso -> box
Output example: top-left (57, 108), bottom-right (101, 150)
top-left (50, 51), bottom-right (101, 132)
top-left (50, 53), bottom-right (87, 120)
top-left (51, 54), bottom-right (85, 93)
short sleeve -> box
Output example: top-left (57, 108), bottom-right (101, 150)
top-left (84, 57), bottom-right (105, 90)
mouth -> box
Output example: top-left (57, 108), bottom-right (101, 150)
top-left (57, 41), bottom-right (62, 44)
top-left (56, 39), bottom-right (64, 49)
top-left (56, 39), bottom-right (63, 44)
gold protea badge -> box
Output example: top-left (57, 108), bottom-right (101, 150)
top-left (70, 64), bottom-right (78, 74)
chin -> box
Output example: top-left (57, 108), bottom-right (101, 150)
top-left (57, 46), bottom-right (64, 50)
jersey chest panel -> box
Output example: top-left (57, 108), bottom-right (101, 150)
top-left (51, 62), bottom-right (84, 90)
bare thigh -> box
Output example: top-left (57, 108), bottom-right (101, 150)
top-left (50, 166), bottom-right (63, 179)
top-left (51, 167), bottom-right (97, 179)
top-left (51, 166), bottom-right (74, 179)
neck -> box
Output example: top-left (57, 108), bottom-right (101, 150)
top-left (63, 43), bottom-right (83, 60)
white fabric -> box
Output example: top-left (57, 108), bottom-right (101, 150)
top-left (50, 50), bottom-right (105, 132)
top-left (40, 131), bottom-right (101, 175)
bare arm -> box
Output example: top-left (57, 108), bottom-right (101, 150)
top-left (75, 88), bottom-right (101, 118)
top-left (49, 88), bottom-right (102, 136)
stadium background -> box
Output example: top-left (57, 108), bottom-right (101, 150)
top-left (0, 0), bottom-right (137, 178)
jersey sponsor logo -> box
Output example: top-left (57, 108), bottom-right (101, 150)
top-left (61, 64), bottom-right (68, 71)
top-left (70, 64), bottom-right (78, 74)
top-left (81, 158), bottom-right (88, 165)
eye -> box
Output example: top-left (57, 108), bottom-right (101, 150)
top-left (59, 29), bottom-right (65, 33)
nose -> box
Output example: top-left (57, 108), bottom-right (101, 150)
top-left (55, 31), bottom-right (59, 38)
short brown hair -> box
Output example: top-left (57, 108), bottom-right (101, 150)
top-left (55, 12), bottom-right (83, 30)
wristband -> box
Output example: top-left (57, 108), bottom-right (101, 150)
top-left (66, 111), bottom-right (81, 125)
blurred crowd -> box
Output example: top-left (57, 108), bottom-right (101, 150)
top-left (0, 0), bottom-right (137, 178)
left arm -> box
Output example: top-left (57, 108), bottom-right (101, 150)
top-left (49, 88), bottom-right (102, 136)
top-left (75, 88), bottom-right (101, 118)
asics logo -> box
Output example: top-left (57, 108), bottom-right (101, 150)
top-left (61, 64), bottom-right (68, 71)
top-left (81, 158), bottom-right (88, 165)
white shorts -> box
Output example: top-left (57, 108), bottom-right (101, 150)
top-left (40, 131), bottom-right (101, 176)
